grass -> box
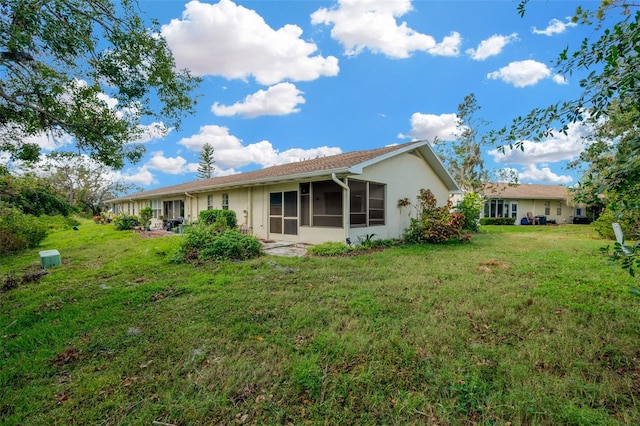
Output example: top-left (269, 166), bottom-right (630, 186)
top-left (1, 221), bottom-right (639, 425)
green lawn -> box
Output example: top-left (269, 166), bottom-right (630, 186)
top-left (1, 222), bottom-right (639, 425)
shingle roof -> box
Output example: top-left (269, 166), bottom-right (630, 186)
top-left (483, 183), bottom-right (569, 200)
top-left (110, 141), bottom-right (452, 202)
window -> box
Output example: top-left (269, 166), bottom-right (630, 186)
top-left (207, 195), bottom-right (213, 210)
top-left (164, 200), bottom-right (184, 219)
top-left (368, 183), bottom-right (385, 226)
top-left (269, 192), bottom-right (282, 234)
top-left (349, 180), bottom-right (367, 226)
top-left (313, 181), bottom-right (343, 227)
top-left (556, 202), bottom-right (562, 216)
top-left (544, 202), bottom-right (550, 216)
top-left (348, 180), bottom-right (385, 227)
top-left (222, 193), bottom-right (229, 210)
top-left (151, 200), bottom-right (162, 219)
top-left (483, 200), bottom-right (508, 218)
top-left (300, 183), bottom-right (310, 226)
top-left (298, 180), bottom-right (345, 228)
top-left (576, 207), bottom-right (582, 216)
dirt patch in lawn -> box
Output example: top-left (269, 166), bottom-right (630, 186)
top-left (133, 229), bottom-right (179, 239)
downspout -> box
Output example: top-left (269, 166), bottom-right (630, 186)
top-left (248, 187), bottom-right (253, 234)
top-left (185, 192), bottom-right (194, 223)
top-left (331, 173), bottom-right (350, 244)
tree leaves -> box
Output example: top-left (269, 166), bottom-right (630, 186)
top-left (1, 0), bottom-right (200, 169)
top-left (494, 4), bottom-right (640, 157)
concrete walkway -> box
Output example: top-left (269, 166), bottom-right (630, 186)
top-left (260, 240), bottom-right (310, 257)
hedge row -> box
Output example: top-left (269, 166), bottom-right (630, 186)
top-left (479, 217), bottom-right (516, 226)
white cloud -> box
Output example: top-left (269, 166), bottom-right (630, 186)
top-left (311, 0), bottom-right (461, 58)
top-left (487, 60), bottom-right (554, 88)
top-left (488, 121), bottom-right (591, 165)
top-left (212, 83), bottom-right (305, 118)
top-left (0, 123), bottom-right (75, 152)
top-left (533, 18), bottom-right (577, 36)
top-left (398, 112), bottom-right (459, 141)
top-left (427, 32), bottom-right (462, 57)
top-left (111, 166), bottom-right (158, 186)
top-left (178, 124), bottom-right (342, 169)
top-left (552, 74), bottom-right (568, 85)
top-left (466, 33), bottom-right (518, 60)
top-left (517, 164), bottom-right (573, 184)
top-left (161, 0), bottom-right (339, 85)
top-left (134, 123), bottom-right (171, 144)
top-left (145, 151), bottom-right (196, 175)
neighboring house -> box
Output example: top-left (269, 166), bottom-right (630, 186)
top-left (107, 141), bottom-right (460, 244)
top-left (481, 183), bottom-right (589, 225)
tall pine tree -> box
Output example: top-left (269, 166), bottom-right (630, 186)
top-left (197, 143), bottom-right (215, 179)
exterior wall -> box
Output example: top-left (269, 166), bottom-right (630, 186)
top-left (483, 198), bottom-right (576, 224)
top-left (348, 150), bottom-right (453, 241)
top-left (191, 189), bottom-right (251, 228)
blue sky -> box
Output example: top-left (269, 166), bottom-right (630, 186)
top-left (53, 1), bottom-right (610, 189)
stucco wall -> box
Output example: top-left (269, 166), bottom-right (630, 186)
top-left (484, 198), bottom-right (579, 225)
top-left (514, 199), bottom-right (574, 224)
top-left (349, 150), bottom-right (453, 241)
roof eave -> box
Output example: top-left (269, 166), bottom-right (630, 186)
top-left (107, 167), bottom-right (358, 203)
top-left (349, 140), bottom-right (460, 192)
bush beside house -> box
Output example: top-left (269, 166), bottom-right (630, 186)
top-left (403, 189), bottom-right (468, 244)
top-left (479, 217), bottom-right (516, 226)
top-left (178, 210), bottom-right (260, 262)
top-left (199, 209), bottom-right (238, 229)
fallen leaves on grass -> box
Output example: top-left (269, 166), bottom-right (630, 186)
top-left (122, 376), bottom-right (141, 387)
top-left (55, 392), bottom-right (70, 405)
top-left (50, 347), bottom-right (80, 367)
top-left (151, 288), bottom-right (187, 302)
top-left (36, 300), bottom-right (64, 314)
top-left (477, 259), bottom-right (511, 273)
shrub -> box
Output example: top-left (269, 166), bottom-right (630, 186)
top-left (177, 223), bottom-right (261, 262)
top-left (113, 214), bottom-right (139, 231)
top-left (199, 209), bottom-right (237, 229)
top-left (0, 203), bottom-right (48, 255)
top-left (5, 186), bottom-right (75, 217)
top-left (593, 206), bottom-right (639, 240)
top-left (455, 192), bottom-right (482, 232)
top-left (403, 189), bottom-right (467, 244)
top-left (139, 207), bottom-right (153, 230)
top-left (479, 217), bottom-right (516, 226)
top-left (200, 229), bottom-right (262, 261)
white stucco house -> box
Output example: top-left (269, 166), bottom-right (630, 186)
top-left (481, 183), bottom-right (589, 225)
top-left (107, 141), bottom-right (461, 244)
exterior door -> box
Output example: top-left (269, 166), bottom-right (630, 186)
top-left (510, 202), bottom-right (518, 220)
top-left (269, 191), bottom-right (298, 235)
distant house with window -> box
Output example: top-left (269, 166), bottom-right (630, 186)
top-left (481, 183), bottom-right (589, 225)
top-left (107, 141), bottom-right (460, 244)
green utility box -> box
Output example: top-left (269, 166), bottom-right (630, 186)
top-left (39, 249), bottom-right (61, 268)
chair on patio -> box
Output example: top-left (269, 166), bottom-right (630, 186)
top-left (526, 212), bottom-right (535, 225)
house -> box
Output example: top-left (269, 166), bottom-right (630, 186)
top-left (481, 183), bottom-right (589, 225)
top-left (107, 140), bottom-right (460, 244)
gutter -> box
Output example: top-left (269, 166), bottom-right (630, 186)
top-left (331, 173), bottom-right (350, 244)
